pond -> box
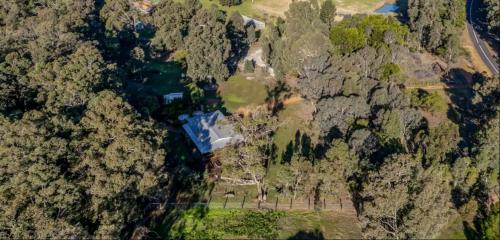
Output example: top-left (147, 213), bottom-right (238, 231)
top-left (375, 3), bottom-right (399, 14)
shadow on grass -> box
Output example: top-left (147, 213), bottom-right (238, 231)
top-left (288, 229), bottom-right (325, 240)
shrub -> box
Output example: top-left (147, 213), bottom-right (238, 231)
top-left (380, 63), bottom-right (401, 81)
top-left (409, 89), bottom-right (448, 113)
top-left (219, 0), bottom-right (242, 6)
top-left (244, 60), bottom-right (255, 73)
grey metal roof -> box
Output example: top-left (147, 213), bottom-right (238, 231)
top-left (242, 15), bottom-right (266, 30)
top-left (182, 110), bottom-right (243, 154)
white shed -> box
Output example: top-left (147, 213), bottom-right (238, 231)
top-left (163, 92), bottom-right (183, 104)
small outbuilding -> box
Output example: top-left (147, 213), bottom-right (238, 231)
top-left (242, 15), bottom-right (266, 30)
top-left (181, 110), bottom-right (243, 155)
top-left (133, 0), bottom-right (155, 14)
top-left (163, 92), bottom-right (183, 104)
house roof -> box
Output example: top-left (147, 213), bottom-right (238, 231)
top-left (182, 110), bottom-right (243, 154)
top-left (133, 0), bottom-right (155, 14)
top-left (242, 15), bottom-right (266, 30)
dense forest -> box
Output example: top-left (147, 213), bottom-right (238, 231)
top-left (0, 0), bottom-right (498, 239)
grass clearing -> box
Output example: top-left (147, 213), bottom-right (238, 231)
top-left (279, 211), bottom-right (362, 239)
top-left (273, 100), bottom-right (315, 161)
top-left (219, 74), bottom-right (268, 113)
top-left (160, 207), bottom-right (361, 239)
top-left (145, 61), bottom-right (184, 95)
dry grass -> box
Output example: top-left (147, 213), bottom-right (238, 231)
top-left (461, 27), bottom-right (493, 76)
top-left (196, 0), bottom-right (393, 19)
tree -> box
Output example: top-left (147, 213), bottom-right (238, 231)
top-left (315, 96), bottom-right (371, 138)
top-left (77, 91), bottom-right (167, 237)
top-left (319, 0), bottom-right (336, 28)
top-left (348, 129), bottom-right (380, 159)
top-left (151, 0), bottom-right (199, 52)
top-left (0, 111), bottom-right (88, 239)
top-left (483, 0), bottom-right (500, 35)
top-left (185, 7), bottom-right (231, 83)
top-left (278, 154), bottom-right (314, 200)
top-left (100, 0), bottom-right (137, 48)
top-left (407, 0), bottom-right (465, 58)
top-left (330, 26), bottom-right (366, 54)
top-left (219, 108), bottom-right (278, 201)
top-left (424, 120), bottom-right (460, 164)
top-left (359, 154), bottom-right (454, 239)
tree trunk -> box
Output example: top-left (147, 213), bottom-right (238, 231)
top-left (253, 174), bottom-right (263, 201)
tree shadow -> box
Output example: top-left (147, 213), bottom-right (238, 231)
top-left (266, 81), bottom-right (292, 115)
top-left (280, 130), bottom-right (315, 164)
top-left (288, 229), bottom-right (325, 240)
top-left (444, 69), bottom-right (497, 151)
top-left (444, 68), bottom-right (478, 149)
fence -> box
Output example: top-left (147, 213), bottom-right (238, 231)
top-left (158, 196), bottom-right (355, 213)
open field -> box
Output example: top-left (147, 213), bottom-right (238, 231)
top-left (194, 0), bottom-right (394, 19)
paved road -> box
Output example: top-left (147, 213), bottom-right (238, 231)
top-left (467, 0), bottom-right (499, 75)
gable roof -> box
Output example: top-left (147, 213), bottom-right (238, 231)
top-left (163, 92), bottom-right (183, 104)
top-left (242, 15), bottom-right (266, 30)
top-left (182, 110), bottom-right (243, 154)
top-left (133, 0), bottom-right (155, 14)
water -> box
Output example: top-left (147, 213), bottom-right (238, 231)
top-left (375, 3), bottom-right (400, 14)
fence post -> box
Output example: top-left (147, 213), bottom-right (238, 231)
top-left (241, 194), bottom-right (246, 208)
top-left (323, 198), bottom-right (326, 209)
top-left (223, 196), bottom-right (228, 209)
top-left (289, 198), bottom-right (293, 209)
top-left (275, 197), bottom-right (278, 210)
top-left (308, 196), bottom-right (310, 210)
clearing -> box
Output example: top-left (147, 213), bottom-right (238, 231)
top-left (219, 74), bottom-right (268, 113)
top-left (145, 61), bottom-right (185, 95)
top-left (273, 98), bottom-right (316, 161)
top-left (160, 208), bottom-right (362, 239)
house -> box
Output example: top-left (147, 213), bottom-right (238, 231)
top-left (242, 15), bottom-right (266, 30)
top-left (181, 110), bottom-right (243, 155)
top-left (163, 92), bottom-right (183, 104)
top-left (133, 0), bottom-right (155, 14)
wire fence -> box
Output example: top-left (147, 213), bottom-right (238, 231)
top-left (158, 196), bottom-right (356, 213)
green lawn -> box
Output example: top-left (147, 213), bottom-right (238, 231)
top-left (273, 101), bottom-right (314, 161)
top-left (160, 208), bottom-right (361, 239)
top-left (279, 211), bottom-right (362, 239)
top-left (219, 75), bottom-right (267, 113)
top-left (145, 61), bottom-right (184, 95)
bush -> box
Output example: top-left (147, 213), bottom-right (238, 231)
top-left (380, 63), bottom-right (401, 81)
top-left (409, 89), bottom-right (447, 113)
top-left (244, 60), bottom-right (255, 73)
top-left (330, 26), bottom-right (366, 54)
top-left (219, 0), bottom-right (242, 6)
top-left (222, 210), bottom-right (283, 239)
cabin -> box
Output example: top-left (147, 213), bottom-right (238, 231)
top-left (180, 110), bottom-right (243, 155)
top-left (163, 92), bottom-right (184, 104)
top-left (133, 0), bottom-right (155, 14)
